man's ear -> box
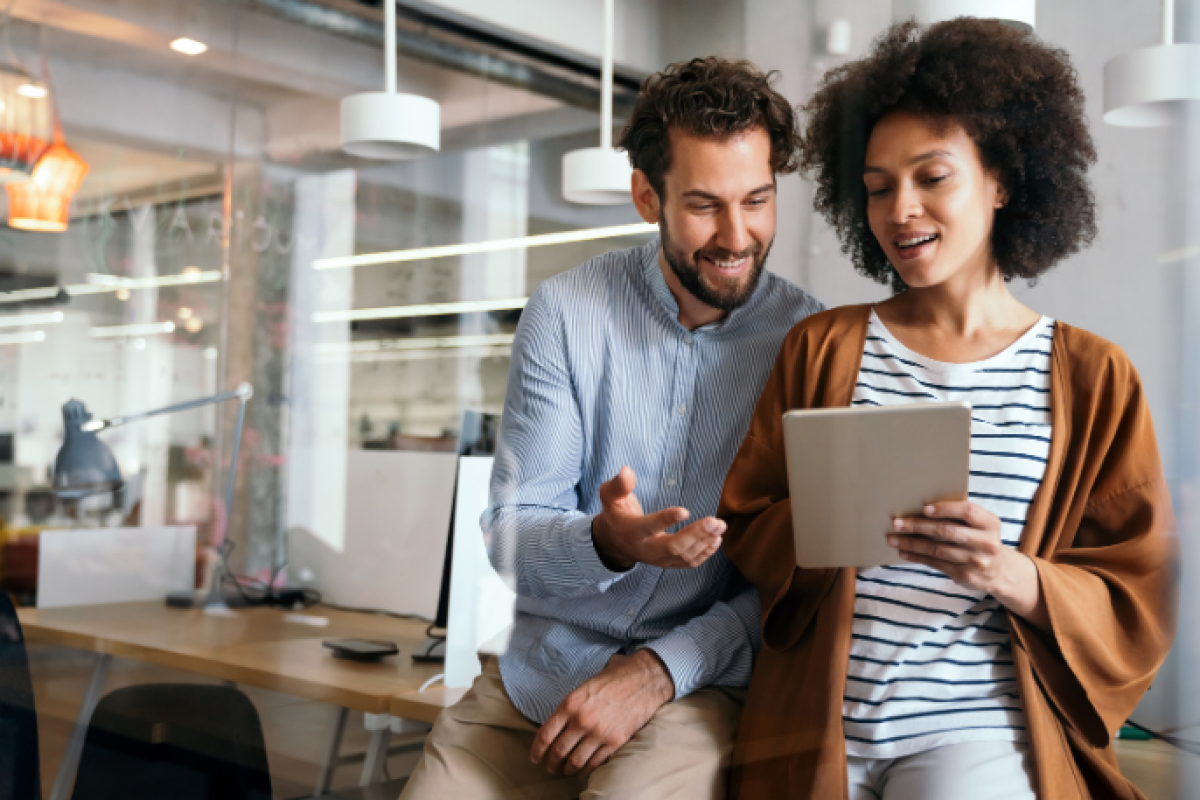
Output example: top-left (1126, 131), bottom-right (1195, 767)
top-left (631, 169), bottom-right (661, 224)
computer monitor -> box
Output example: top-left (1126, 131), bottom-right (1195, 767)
top-left (431, 411), bottom-right (500, 632)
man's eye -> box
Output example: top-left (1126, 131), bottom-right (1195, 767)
top-left (925, 175), bottom-right (949, 185)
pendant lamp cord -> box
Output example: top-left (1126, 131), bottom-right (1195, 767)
top-left (1163, 0), bottom-right (1175, 46)
top-left (600, 0), bottom-right (614, 150)
top-left (384, 0), bottom-right (396, 94)
top-left (0, 0), bottom-right (25, 76)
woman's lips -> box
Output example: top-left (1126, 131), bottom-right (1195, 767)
top-left (893, 233), bottom-right (939, 261)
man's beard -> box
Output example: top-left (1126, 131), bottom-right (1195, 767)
top-left (660, 217), bottom-right (770, 313)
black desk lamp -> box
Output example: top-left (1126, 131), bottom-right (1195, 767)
top-left (52, 382), bottom-right (254, 609)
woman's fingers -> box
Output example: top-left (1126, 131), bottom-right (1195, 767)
top-left (888, 533), bottom-right (973, 564)
top-left (892, 516), bottom-right (971, 545)
top-left (922, 500), bottom-right (1001, 532)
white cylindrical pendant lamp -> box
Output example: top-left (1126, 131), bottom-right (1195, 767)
top-left (892, 0), bottom-right (1035, 31)
top-left (1103, 0), bottom-right (1200, 127)
top-left (341, 92), bottom-right (440, 158)
top-left (563, 147), bottom-right (631, 204)
top-left (562, 0), bottom-right (631, 205)
top-left (340, 0), bottom-right (439, 159)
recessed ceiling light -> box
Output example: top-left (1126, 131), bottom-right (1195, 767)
top-left (170, 38), bottom-right (208, 56)
top-left (17, 84), bottom-right (47, 99)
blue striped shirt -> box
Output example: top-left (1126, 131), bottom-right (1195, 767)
top-left (483, 239), bottom-right (823, 723)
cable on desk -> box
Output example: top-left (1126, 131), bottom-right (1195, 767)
top-left (418, 673), bottom-right (445, 693)
top-left (317, 601), bottom-right (433, 624)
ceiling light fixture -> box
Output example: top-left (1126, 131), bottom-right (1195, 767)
top-left (0, 9), bottom-right (52, 185)
top-left (313, 222), bottom-right (657, 270)
top-left (0, 310), bottom-right (62, 327)
top-left (0, 269), bottom-right (222, 305)
top-left (562, 0), bottom-right (631, 204)
top-left (6, 30), bottom-right (88, 231)
top-left (1104, 0), bottom-right (1200, 127)
top-left (0, 329), bottom-right (45, 345)
top-left (91, 321), bottom-right (176, 339)
top-left (314, 332), bottom-right (515, 356)
top-left (340, 0), bottom-right (439, 159)
top-left (312, 297), bottom-right (528, 324)
top-left (170, 38), bottom-right (208, 56)
top-left (891, 0), bottom-right (1035, 30)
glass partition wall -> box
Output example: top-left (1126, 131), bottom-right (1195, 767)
top-left (3, 0), bottom-right (1196, 795)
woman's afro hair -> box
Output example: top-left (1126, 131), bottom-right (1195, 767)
top-left (799, 18), bottom-right (1097, 291)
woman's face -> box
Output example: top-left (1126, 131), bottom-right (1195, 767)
top-left (863, 111), bottom-right (1006, 289)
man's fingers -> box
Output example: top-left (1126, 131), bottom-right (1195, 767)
top-left (544, 724), bottom-right (587, 776)
top-left (598, 466), bottom-right (637, 508)
top-left (582, 744), bottom-right (617, 777)
top-left (563, 735), bottom-right (602, 777)
top-left (640, 506), bottom-right (690, 533)
top-left (531, 713), bottom-right (568, 765)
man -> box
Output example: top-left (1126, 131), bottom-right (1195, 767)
top-left (401, 57), bottom-right (823, 799)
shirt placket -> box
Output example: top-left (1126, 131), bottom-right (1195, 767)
top-left (620, 331), bottom-right (701, 634)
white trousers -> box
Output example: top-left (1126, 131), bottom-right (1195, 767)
top-left (846, 740), bottom-right (1037, 800)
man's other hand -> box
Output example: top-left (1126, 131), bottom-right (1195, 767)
top-left (530, 649), bottom-right (675, 778)
top-left (591, 466), bottom-right (725, 571)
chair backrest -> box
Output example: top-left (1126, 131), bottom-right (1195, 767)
top-left (0, 591), bottom-right (41, 800)
top-left (444, 456), bottom-right (517, 688)
top-left (70, 684), bottom-right (271, 800)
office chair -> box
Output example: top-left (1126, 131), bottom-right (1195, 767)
top-left (70, 684), bottom-right (272, 800)
top-left (0, 590), bottom-right (42, 800)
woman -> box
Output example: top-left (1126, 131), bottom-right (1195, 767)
top-left (719, 18), bottom-right (1178, 800)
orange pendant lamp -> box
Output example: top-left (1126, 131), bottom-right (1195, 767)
top-left (5, 40), bottom-right (87, 232)
top-left (6, 135), bottom-right (87, 231)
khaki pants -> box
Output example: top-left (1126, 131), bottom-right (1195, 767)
top-left (401, 662), bottom-right (746, 800)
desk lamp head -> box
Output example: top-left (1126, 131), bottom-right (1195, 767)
top-left (53, 399), bottom-right (123, 500)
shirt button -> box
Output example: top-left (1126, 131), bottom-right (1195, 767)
top-left (677, 404), bottom-right (687, 416)
top-left (626, 608), bottom-right (636, 617)
top-left (684, 335), bottom-right (695, 346)
top-left (666, 477), bottom-right (677, 487)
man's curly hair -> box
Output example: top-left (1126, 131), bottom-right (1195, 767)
top-left (620, 57), bottom-right (800, 200)
top-left (800, 18), bottom-right (1097, 291)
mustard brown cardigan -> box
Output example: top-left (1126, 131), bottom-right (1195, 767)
top-left (719, 304), bottom-right (1179, 799)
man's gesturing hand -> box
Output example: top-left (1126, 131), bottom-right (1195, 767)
top-left (591, 466), bottom-right (725, 571)
top-left (531, 649), bottom-right (675, 778)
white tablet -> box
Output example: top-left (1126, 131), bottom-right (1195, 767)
top-left (783, 402), bottom-right (971, 569)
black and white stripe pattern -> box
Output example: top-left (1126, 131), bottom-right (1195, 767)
top-left (843, 311), bottom-right (1054, 759)
top-left (483, 239), bottom-right (824, 724)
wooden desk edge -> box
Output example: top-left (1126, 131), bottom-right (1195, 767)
top-left (390, 686), bottom-right (468, 725)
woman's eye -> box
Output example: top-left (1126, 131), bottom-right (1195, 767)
top-left (867, 187), bottom-right (890, 198)
top-left (925, 175), bottom-right (949, 185)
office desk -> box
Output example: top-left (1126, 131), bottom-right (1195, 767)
top-left (19, 602), bottom-right (450, 798)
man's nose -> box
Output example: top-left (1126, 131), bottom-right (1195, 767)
top-left (714, 206), bottom-right (754, 255)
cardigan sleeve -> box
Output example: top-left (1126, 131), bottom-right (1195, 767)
top-left (1014, 354), bottom-right (1179, 748)
top-left (719, 341), bottom-right (840, 652)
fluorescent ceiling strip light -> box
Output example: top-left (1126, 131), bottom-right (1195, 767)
top-left (0, 330), bottom-right (46, 345)
top-left (315, 345), bottom-right (512, 365)
top-left (0, 311), bottom-right (63, 327)
top-left (0, 270), bottom-right (222, 305)
top-left (312, 222), bottom-right (658, 270)
top-left (313, 297), bottom-right (527, 324)
top-left (314, 333), bottom-right (515, 355)
top-left (91, 321), bottom-right (176, 338)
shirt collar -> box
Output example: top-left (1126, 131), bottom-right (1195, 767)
top-left (638, 237), bottom-right (771, 337)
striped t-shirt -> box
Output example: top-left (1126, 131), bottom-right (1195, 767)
top-left (842, 311), bottom-right (1054, 759)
